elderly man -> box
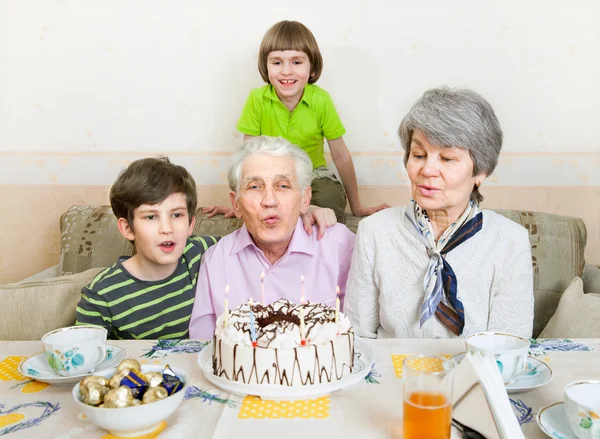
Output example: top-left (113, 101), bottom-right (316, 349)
top-left (189, 136), bottom-right (356, 340)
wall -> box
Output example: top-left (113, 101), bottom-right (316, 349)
top-left (0, 0), bottom-right (598, 282)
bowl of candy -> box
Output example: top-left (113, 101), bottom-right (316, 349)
top-left (72, 359), bottom-right (188, 437)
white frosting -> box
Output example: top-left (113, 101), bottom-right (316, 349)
top-left (212, 299), bottom-right (355, 386)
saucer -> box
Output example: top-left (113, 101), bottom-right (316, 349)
top-left (451, 353), bottom-right (552, 393)
top-left (537, 402), bottom-right (576, 438)
top-left (505, 356), bottom-right (553, 393)
top-left (18, 345), bottom-right (127, 385)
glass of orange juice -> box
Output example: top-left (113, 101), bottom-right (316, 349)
top-left (403, 355), bottom-right (454, 439)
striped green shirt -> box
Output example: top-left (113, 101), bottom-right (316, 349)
top-left (75, 235), bottom-right (219, 340)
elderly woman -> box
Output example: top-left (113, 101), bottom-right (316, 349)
top-left (345, 87), bottom-right (533, 339)
top-left (189, 136), bottom-right (355, 339)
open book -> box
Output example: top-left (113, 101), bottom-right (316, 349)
top-left (452, 351), bottom-right (525, 439)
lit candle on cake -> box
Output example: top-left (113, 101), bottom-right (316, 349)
top-left (300, 275), bottom-right (305, 304)
top-left (335, 286), bottom-right (340, 324)
top-left (299, 307), bottom-right (306, 346)
top-left (223, 284), bottom-right (230, 326)
top-left (260, 271), bottom-right (265, 305)
top-left (249, 310), bottom-right (257, 348)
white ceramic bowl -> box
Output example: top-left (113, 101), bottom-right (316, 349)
top-left (72, 364), bottom-right (188, 437)
top-left (564, 380), bottom-right (600, 439)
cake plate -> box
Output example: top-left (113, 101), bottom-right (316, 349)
top-left (198, 338), bottom-right (375, 400)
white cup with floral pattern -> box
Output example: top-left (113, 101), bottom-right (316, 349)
top-left (565, 380), bottom-right (600, 439)
top-left (465, 332), bottom-right (529, 385)
top-left (42, 326), bottom-right (110, 377)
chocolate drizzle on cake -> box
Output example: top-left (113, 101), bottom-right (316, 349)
top-left (213, 299), bottom-right (355, 386)
top-left (256, 310), bottom-right (300, 328)
top-left (228, 299), bottom-right (340, 348)
top-left (213, 332), bottom-right (354, 386)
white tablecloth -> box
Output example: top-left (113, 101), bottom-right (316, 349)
top-left (1, 338), bottom-right (599, 438)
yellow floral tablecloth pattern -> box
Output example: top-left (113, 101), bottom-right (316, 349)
top-left (0, 356), bottom-right (26, 381)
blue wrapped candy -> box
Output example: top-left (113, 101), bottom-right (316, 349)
top-left (119, 369), bottom-right (148, 399)
top-left (162, 365), bottom-right (183, 395)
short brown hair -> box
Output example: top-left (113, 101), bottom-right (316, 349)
top-left (110, 157), bottom-right (197, 229)
top-left (258, 21), bottom-right (323, 84)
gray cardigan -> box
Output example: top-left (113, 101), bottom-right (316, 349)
top-left (345, 206), bottom-right (534, 339)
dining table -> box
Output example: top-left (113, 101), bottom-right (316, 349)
top-left (1, 337), bottom-right (599, 438)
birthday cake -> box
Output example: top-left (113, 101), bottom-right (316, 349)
top-left (212, 299), bottom-right (354, 386)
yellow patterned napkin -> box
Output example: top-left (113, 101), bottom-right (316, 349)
top-left (238, 395), bottom-right (330, 419)
top-left (391, 354), bottom-right (452, 378)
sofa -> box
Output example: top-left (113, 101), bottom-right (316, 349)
top-left (1, 205), bottom-right (599, 340)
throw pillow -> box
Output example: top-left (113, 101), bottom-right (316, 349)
top-left (539, 277), bottom-right (600, 338)
top-left (0, 267), bottom-right (104, 341)
top-left (59, 205), bottom-right (133, 275)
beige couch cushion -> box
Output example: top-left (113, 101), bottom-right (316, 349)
top-left (0, 268), bottom-right (104, 340)
top-left (583, 264), bottom-right (600, 295)
top-left (192, 209), bottom-right (244, 236)
top-left (539, 277), bottom-right (600, 338)
top-left (493, 210), bottom-right (586, 337)
top-left (59, 206), bottom-right (133, 275)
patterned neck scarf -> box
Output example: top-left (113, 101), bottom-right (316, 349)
top-left (405, 200), bottom-right (483, 336)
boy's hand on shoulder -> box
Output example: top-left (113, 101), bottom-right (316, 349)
top-left (201, 206), bottom-right (236, 218)
top-left (351, 203), bottom-right (391, 217)
top-left (302, 205), bottom-right (337, 240)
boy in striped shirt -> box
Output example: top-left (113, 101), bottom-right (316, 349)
top-left (75, 157), bottom-right (219, 339)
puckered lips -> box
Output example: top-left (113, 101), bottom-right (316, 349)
top-left (261, 213), bottom-right (281, 226)
top-left (417, 184), bottom-right (441, 197)
top-left (158, 240), bottom-right (176, 253)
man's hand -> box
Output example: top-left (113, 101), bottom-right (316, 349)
top-left (201, 206), bottom-right (236, 218)
top-left (301, 205), bottom-right (337, 240)
top-left (351, 203), bottom-right (391, 217)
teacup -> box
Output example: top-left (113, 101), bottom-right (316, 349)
top-left (465, 332), bottom-right (529, 384)
top-left (564, 380), bottom-right (600, 439)
top-left (42, 326), bottom-right (110, 377)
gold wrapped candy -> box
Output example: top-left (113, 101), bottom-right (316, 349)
top-left (103, 386), bottom-right (134, 408)
top-left (144, 372), bottom-right (163, 388)
top-left (109, 369), bottom-right (130, 389)
top-left (142, 386), bottom-right (168, 404)
top-left (78, 358), bottom-right (185, 408)
top-left (117, 359), bottom-right (141, 373)
top-left (81, 382), bottom-right (108, 406)
top-left (79, 375), bottom-right (109, 393)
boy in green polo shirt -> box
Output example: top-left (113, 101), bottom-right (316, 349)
top-left (204, 20), bottom-right (389, 221)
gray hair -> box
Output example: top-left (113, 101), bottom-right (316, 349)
top-left (228, 136), bottom-right (313, 197)
top-left (398, 86), bottom-right (503, 204)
